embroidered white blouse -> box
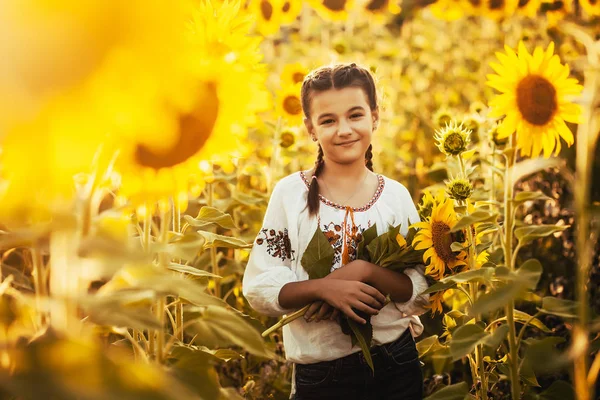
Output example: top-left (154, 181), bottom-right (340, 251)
top-left (242, 171), bottom-right (430, 366)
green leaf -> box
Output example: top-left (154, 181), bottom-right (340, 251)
top-left (472, 283), bottom-right (524, 315)
top-left (167, 263), bottom-right (221, 278)
top-left (441, 267), bottom-right (495, 285)
top-left (482, 324), bottom-right (509, 350)
top-left (80, 291), bottom-right (161, 331)
top-left (451, 211), bottom-right (499, 232)
top-left (416, 335), bottom-right (446, 358)
top-left (520, 358), bottom-right (541, 387)
top-left (521, 337), bottom-right (568, 375)
top-left (448, 324), bottom-right (489, 360)
top-left (514, 224), bottom-right (569, 247)
top-left (197, 231), bottom-right (252, 250)
top-left (509, 157), bottom-right (564, 183)
top-left (347, 319), bottom-right (374, 373)
top-left (422, 280), bottom-right (456, 295)
top-left (168, 345), bottom-right (222, 399)
top-left (451, 242), bottom-right (467, 252)
top-left (301, 228), bottom-right (335, 280)
top-left (516, 259), bottom-right (543, 290)
top-left (366, 231), bottom-right (391, 265)
top-left (538, 381), bottom-right (575, 400)
top-left (537, 297), bottom-right (578, 319)
top-left (423, 382), bottom-right (469, 400)
top-left (185, 306), bottom-right (277, 359)
top-left (183, 207), bottom-right (237, 229)
top-left (513, 191), bottom-right (553, 205)
top-left (491, 310), bottom-right (550, 333)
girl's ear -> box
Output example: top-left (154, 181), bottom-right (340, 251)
top-left (304, 117), bottom-right (316, 140)
top-left (371, 108), bottom-right (379, 130)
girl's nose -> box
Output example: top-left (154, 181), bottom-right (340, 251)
top-left (337, 118), bottom-right (352, 135)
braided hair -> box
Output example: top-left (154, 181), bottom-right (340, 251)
top-left (301, 63), bottom-right (379, 216)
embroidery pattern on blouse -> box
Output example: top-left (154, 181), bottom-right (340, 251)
top-left (321, 221), bottom-right (370, 270)
top-left (299, 171), bottom-right (385, 212)
top-left (256, 228), bottom-right (295, 261)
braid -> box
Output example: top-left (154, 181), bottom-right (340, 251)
top-left (307, 145), bottom-right (325, 216)
top-left (365, 144), bottom-right (374, 172)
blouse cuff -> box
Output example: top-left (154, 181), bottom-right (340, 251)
top-left (242, 266), bottom-right (299, 317)
top-left (393, 266), bottom-right (430, 316)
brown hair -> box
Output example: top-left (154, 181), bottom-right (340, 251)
top-left (300, 62), bottom-right (378, 216)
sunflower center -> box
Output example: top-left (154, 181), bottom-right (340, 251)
top-left (135, 83), bottom-right (219, 170)
top-left (469, 0), bottom-right (482, 7)
top-left (260, 0), bottom-right (273, 20)
top-left (292, 72), bottom-right (305, 84)
top-left (431, 221), bottom-right (455, 264)
top-left (283, 95), bottom-right (302, 115)
top-left (489, 0), bottom-right (504, 9)
top-left (323, 0), bottom-right (347, 11)
top-left (366, 0), bottom-right (387, 11)
top-left (516, 74), bottom-right (557, 126)
top-left (282, 1), bottom-right (291, 12)
top-left (518, 0), bottom-right (529, 7)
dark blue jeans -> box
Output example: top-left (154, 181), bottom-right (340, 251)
top-left (292, 330), bottom-right (423, 400)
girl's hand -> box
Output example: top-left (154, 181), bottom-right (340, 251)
top-left (304, 301), bottom-right (341, 322)
top-left (319, 279), bottom-right (386, 324)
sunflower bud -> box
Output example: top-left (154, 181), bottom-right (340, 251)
top-left (434, 122), bottom-right (471, 157)
top-left (461, 116), bottom-right (481, 144)
top-left (417, 191), bottom-right (435, 220)
top-left (487, 122), bottom-right (508, 147)
top-left (446, 178), bottom-right (473, 201)
top-left (279, 130), bottom-right (295, 148)
top-left (433, 108), bottom-right (454, 129)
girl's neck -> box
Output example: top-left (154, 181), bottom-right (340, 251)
top-left (319, 160), bottom-right (370, 182)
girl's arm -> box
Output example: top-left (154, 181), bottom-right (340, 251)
top-left (279, 277), bottom-right (386, 324)
top-left (327, 260), bottom-right (413, 303)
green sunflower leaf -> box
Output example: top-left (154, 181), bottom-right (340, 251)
top-left (301, 227), bottom-right (335, 280)
top-left (357, 223), bottom-right (378, 261)
top-left (347, 318), bottom-right (374, 373)
top-left (423, 381), bottom-right (469, 400)
top-left (451, 211), bottom-right (499, 232)
top-left (514, 224), bottom-right (569, 247)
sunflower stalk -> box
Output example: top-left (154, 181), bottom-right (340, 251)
top-left (142, 207), bottom-right (155, 358)
top-left (172, 200), bottom-right (184, 341)
top-left (458, 153), bottom-right (487, 400)
top-left (155, 205), bottom-right (171, 363)
top-left (206, 182), bottom-right (220, 298)
top-left (503, 136), bottom-right (521, 399)
top-left (560, 22), bottom-right (599, 400)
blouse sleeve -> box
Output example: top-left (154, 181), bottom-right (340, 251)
top-left (242, 181), bottom-right (299, 317)
top-left (393, 186), bottom-right (430, 317)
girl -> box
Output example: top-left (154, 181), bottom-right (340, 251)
top-left (242, 63), bottom-right (429, 400)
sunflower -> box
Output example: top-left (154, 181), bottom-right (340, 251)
top-left (579, 0), bottom-right (600, 16)
top-left (281, 63), bottom-right (309, 86)
top-left (429, 292), bottom-right (445, 315)
top-left (276, 82), bottom-right (304, 125)
top-left (280, 0), bottom-right (303, 24)
top-left (479, 0), bottom-right (519, 20)
top-left (363, 0), bottom-right (402, 20)
top-left (515, 0), bottom-right (542, 17)
top-left (251, 0), bottom-right (284, 36)
top-left (433, 108), bottom-right (455, 129)
top-left (427, 0), bottom-right (469, 21)
top-left (309, 0), bottom-right (355, 21)
top-left (412, 197), bottom-right (467, 281)
top-left (434, 121), bottom-right (471, 157)
top-left (417, 189), bottom-right (446, 220)
top-left (486, 41), bottom-right (583, 158)
top-left (114, 1), bottom-right (269, 210)
top-left (541, 0), bottom-right (573, 27)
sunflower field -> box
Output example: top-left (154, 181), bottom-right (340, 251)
top-left (0, 0), bottom-right (599, 399)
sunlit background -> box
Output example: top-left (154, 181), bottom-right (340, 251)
top-left (0, 0), bottom-right (598, 399)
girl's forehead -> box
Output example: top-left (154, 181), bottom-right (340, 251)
top-left (310, 87), bottom-right (370, 115)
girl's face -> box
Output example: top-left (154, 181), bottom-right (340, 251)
top-left (304, 87), bottom-right (378, 167)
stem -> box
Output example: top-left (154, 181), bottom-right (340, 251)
top-left (458, 154), bottom-right (487, 400)
top-left (143, 208), bottom-right (155, 358)
top-left (503, 136), bottom-right (521, 399)
top-left (516, 311), bottom-right (541, 349)
top-left (261, 304), bottom-right (310, 337)
top-left (206, 182), bottom-right (220, 298)
top-left (31, 246), bottom-right (47, 327)
top-left (172, 200), bottom-right (184, 342)
top-left (155, 206), bottom-right (172, 364)
top-left (121, 329), bottom-right (149, 363)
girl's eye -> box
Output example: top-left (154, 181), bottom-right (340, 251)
top-left (320, 119), bottom-right (334, 125)
top-left (351, 113), bottom-right (363, 119)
